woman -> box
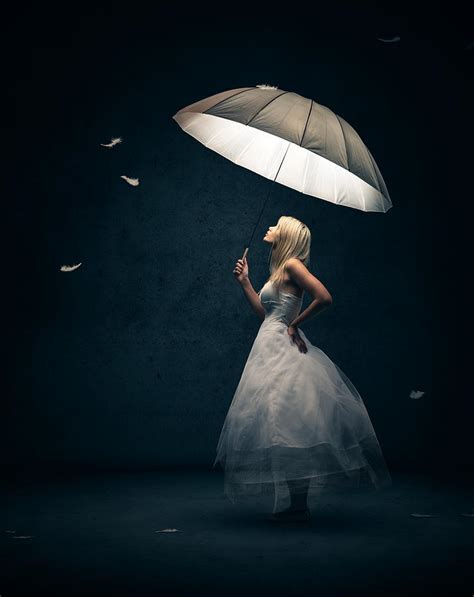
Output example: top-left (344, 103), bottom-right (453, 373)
top-left (213, 216), bottom-right (392, 521)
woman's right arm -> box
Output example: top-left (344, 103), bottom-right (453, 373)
top-left (240, 278), bottom-right (266, 322)
top-left (233, 257), bottom-right (266, 322)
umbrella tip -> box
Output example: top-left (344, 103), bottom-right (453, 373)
top-left (256, 84), bottom-right (279, 90)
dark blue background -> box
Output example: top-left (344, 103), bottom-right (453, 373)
top-left (4, 4), bottom-right (471, 475)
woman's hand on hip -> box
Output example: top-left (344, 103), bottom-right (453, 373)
top-left (287, 325), bottom-right (307, 353)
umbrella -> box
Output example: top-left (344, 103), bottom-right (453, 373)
top-left (173, 85), bottom-right (392, 260)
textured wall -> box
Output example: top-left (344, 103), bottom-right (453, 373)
top-left (4, 10), bottom-right (470, 473)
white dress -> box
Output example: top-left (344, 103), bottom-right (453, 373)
top-left (213, 280), bottom-right (392, 514)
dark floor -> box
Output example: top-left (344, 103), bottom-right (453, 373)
top-left (0, 470), bottom-right (472, 596)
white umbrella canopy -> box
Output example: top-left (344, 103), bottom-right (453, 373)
top-left (172, 85), bottom-right (392, 214)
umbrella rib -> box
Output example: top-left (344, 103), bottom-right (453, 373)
top-left (245, 91), bottom-right (290, 126)
top-left (334, 114), bottom-right (364, 208)
top-left (203, 88), bottom-right (255, 114)
top-left (273, 142), bottom-right (291, 182)
top-left (366, 147), bottom-right (389, 204)
top-left (299, 99), bottom-right (313, 147)
top-left (334, 114), bottom-right (350, 170)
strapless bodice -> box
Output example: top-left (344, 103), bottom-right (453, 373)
top-left (258, 280), bottom-right (303, 327)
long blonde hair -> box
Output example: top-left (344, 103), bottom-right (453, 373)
top-left (264, 215), bottom-right (311, 291)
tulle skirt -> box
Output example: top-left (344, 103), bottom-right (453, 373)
top-left (213, 319), bottom-right (392, 514)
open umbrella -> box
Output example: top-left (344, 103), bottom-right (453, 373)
top-left (173, 85), bottom-right (392, 260)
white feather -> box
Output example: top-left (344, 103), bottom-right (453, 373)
top-left (100, 137), bottom-right (122, 148)
top-left (409, 389), bottom-right (425, 399)
top-left (256, 84), bottom-right (279, 90)
top-left (377, 36), bottom-right (401, 43)
top-left (121, 175), bottom-right (140, 186)
top-left (60, 262), bottom-right (82, 272)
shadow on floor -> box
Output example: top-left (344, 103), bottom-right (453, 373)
top-left (0, 470), bottom-right (472, 596)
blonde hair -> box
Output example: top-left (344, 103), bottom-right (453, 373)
top-left (264, 215), bottom-right (311, 291)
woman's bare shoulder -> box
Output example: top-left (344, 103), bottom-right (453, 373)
top-left (285, 257), bottom-right (309, 271)
top-left (286, 259), bottom-right (332, 303)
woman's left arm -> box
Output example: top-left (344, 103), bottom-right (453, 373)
top-left (285, 258), bottom-right (333, 328)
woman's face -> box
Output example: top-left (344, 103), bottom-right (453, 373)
top-left (263, 224), bottom-right (278, 244)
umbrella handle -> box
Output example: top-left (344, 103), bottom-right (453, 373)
top-left (241, 247), bottom-right (249, 262)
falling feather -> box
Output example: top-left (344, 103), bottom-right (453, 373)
top-left (410, 390), bottom-right (425, 399)
top-left (12, 535), bottom-right (34, 539)
top-left (410, 513), bottom-right (437, 518)
top-left (121, 175), bottom-right (140, 186)
top-left (100, 137), bottom-right (122, 148)
top-left (377, 36), bottom-right (401, 43)
top-left (155, 528), bottom-right (183, 533)
top-left (460, 512), bottom-right (474, 517)
top-left (256, 84), bottom-right (279, 90)
top-left (60, 263), bottom-right (82, 272)
top-left (4, 530), bottom-right (16, 533)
